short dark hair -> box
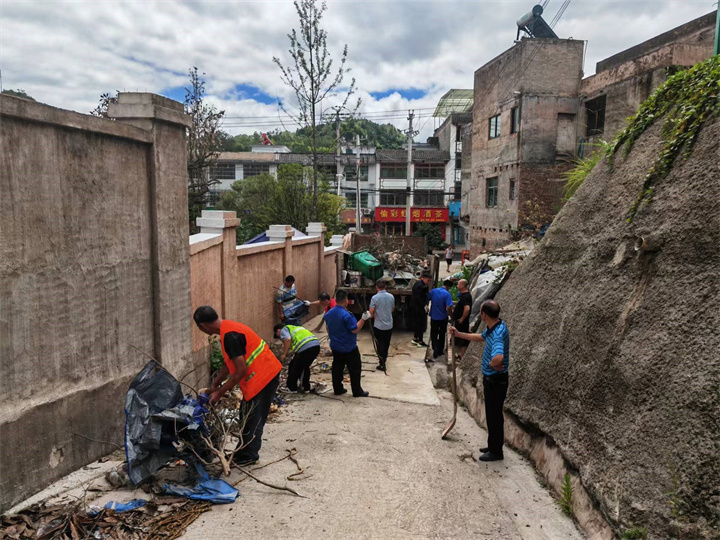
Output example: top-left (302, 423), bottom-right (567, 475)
top-left (480, 300), bottom-right (500, 318)
top-left (319, 292), bottom-right (331, 301)
top-left (273, 323), bottom-right (285, 334)
top-left (375, 279), bottom-right (387, 290)
top-left (284, 275), bottom-right (295, 283)
top-left (193, 306), bottom-right (219, 325)
top-left (443, 279), bottom-right (453, 288)
top-left (335, 289), bottom-right (349, 303)
top-left (421, 271), bottom-right (432, 279)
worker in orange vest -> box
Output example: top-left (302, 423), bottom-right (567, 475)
top-left (193, 305), bottom-right (282, 466)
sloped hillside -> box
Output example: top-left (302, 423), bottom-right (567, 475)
top-left (464, 60), bottom-right (719, 538)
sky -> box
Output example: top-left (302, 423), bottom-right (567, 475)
top-left (1, 0), bottom-right (715, 141)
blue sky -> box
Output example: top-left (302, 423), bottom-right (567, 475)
top-left (1, 1), bottom-right (714, 140)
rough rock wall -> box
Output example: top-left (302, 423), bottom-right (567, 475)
top-left (464, 119), bottom-right (719, 538)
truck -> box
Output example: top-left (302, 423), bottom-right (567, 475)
top-left (334, 234), bottom-right (440, 330)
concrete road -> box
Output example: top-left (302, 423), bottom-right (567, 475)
top-left (181, 327), bottom-right (581, 540)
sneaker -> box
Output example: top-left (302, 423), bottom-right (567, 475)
top-left (419, 341), bottom-right (429, 347)
top-left (353, 391), bottom-right (370, 398)
top-left (411, 339), bottom-right (422, 346)
top-left (478, 451), bottom-right (503, 462)
top-left (376, 363), bottom-right (386, 372)
top-left (334, 388), bottom-right (348, 396)
top-left (479, 447), bottom-right (490, 453)
top-left (425, 357), bottom-right (435, 364)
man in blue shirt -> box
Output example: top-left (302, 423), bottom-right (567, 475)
top-left (369, 279), bottom-right (395, 372)
top-left (450, 300), bottom-right (510, 462)
top-left (427, 279), bottom-right (454, 361)
top-left (324, 289), bottom-right (370, 397)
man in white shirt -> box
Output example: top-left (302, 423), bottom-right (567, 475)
top-left (369, 279), bottom-right (395, 372)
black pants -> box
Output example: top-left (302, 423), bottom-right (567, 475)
top-left (236, 373), bottom-right (280, 462)
top-left (373, 328), bottom-right (392, 364)
top-left (411, 308), bottom-right (427, 342)
top-left (287, 345), bottom-right (320, 391)
top-left (430, 318), bottom-right (448, 358)
top-left (331, 347), bottom-right (364, 396)
top-left (483, 373), bottom-right (509, 456)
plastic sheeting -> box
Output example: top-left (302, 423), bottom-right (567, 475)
top-left (125, 361), bottom-right (196, 486)
top-left (163, 463), bottom-right (238, 504)
top-left (283, 300), bottom-right (309, 326)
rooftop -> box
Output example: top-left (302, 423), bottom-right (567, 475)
top-left (433, 89), bottom-right (474, 117)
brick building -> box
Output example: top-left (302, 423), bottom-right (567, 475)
top-left (467, 10), bottom-right (717, 253)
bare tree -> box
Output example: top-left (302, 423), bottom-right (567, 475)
top-left (273, 0), bottom-right (359, 220)
top-left (185, 67), bottom-right (225, 231)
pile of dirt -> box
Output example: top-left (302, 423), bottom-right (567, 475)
top-left (467, 116), bottom-right (719, 537)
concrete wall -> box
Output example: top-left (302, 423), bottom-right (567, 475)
top-left (189, 216), bottom-right (338, 367)
top-left (0, 93), bottom-right (192, 512)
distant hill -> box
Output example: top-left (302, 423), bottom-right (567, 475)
top-left (217, 117), bottom-right (407, 153)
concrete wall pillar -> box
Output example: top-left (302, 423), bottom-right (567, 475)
top-left (109, 93), bottom-right (193, 375)
top-left (330, 235), bottom-right (344, 247)
top-left (307, 222), bottom-right (327, 300)
top-left (196, 210), bottom-right (241, 320)
top-left (267, 224), bottom-right (294, 279)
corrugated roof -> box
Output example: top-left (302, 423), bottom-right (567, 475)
top-left (433, 89), bottom-right (474, 117)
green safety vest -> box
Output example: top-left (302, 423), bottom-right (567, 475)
top-left (286, 325), bottom-right (317, 353)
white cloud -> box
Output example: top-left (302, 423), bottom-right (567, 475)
top-left (1, 0), bottom-right (713, 139)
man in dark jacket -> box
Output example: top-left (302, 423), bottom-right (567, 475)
top-left (410, 271), bottom-right (432, 347)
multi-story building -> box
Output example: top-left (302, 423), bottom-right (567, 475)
top-left (466, 9), bottom-right (717, 253)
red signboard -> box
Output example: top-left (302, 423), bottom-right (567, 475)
top-left (374, 207), bottom-right (449, 223)
top-left (340, 209), bottom-right (372, 224)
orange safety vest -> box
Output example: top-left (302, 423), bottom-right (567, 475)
top-left (220, 320), bottom-right (282, 401)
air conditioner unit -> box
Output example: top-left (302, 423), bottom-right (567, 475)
top-left (361, 208), bottom-right (372, 216)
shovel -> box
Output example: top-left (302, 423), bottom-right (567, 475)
top-left (441, 329), bottom-right (457, 439)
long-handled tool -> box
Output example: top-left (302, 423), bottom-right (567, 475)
top-left (441, 330), bottom-right (457, 439)
top-left (356, 293), bottom-right (388, 376)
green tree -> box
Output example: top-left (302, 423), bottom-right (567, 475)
top-left (218, 163), bottom-right (344, 244)
top-left (414, 222), bottom-right (444, 252)
top-left (273, 0), bottom-right (359, 221)
top-left (2, 89), bottom-right (36, 101)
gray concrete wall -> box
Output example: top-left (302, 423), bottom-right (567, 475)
top-left (0, 93), bottom-right (192, 512)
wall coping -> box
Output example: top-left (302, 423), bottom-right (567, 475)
top-left (324, 246), bottom-right (340, 254)
top-left (0, 94), bottom-right (153, 144)
top-left (189, 233), bottom-right (223, 255)
top-left (236, 240), bottom-right (285, 256)
top-left (291, 236), bottom-right (321, 246)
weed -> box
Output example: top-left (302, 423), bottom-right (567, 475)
top-left (622, 527), bottom-right (648, 539)
top-left (210, 336), bottom-right (224, 372)
top-left (562, 140), bottom-right (609, 201)
top-left (559, 473), bottom-right (573, 516)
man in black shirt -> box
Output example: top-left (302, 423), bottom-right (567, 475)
top-left (452, 279), bottom-right (473, 359)
top-left (410, 271), bottom-right (432, 347)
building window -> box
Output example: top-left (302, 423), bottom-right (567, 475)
top-left (511, 107), bottom-right (520, 134)
top-left (585, 95), bottom-right (606, 136)
top-left (344, 191), bottom-right (369, 208)
top-left (380, 163), bottom-right (407, 179)
top-left (414, 163), bottom-right (445, 179)
top-left (243, 163), bottom-right (271, 178)
top-left (210, 162), bottom-right (236, 181)
top-left (486, 177), bottom-right (498, 208)
top-left (489, 114), bottom-right (501, 139)
top-left (345, 165), bottom-right (369, 182)
top-left (414, 190), bottom-right (444, 206)
top-left (509, 179), bottom-right (516, 200)
top-left (380, 190), bottom-right (407, 206)
top-left (453, 181), bottom-right (462, 201)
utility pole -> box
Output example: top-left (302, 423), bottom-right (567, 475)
top-left (404, 111), bottom-right (416, 236)
top-left (355, 134), bottom-right (362, 234)
top-left (335, 110), bottom-right (343, 196)
top-left (715, 4), bottom-right (719, 56)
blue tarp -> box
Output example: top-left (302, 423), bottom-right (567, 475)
top-left (163, 463), bottom-right (239, 504)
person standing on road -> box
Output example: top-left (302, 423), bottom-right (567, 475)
top-left (450, 300), bottom-right (509, 462)
top-left (410, 271), bottom-right (432, 347)
top-left (428, 279), bottom-right (454, 361)
top-left (193, 306), bottom-right (282, 466)
top-left (444, 245), bottom-right (454, 272)
top-left (452, 279), bottom-right (473, 360)
top-left (274, 323), bottom-right (320, 393)
top-left (324, 290), bottom-right (370, 397)
top-left (369, 279), bottom-right (395, 372)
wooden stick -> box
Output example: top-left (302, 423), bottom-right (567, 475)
top-left (231, 463), bottom-right (306, 498)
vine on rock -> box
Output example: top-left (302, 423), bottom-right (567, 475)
top-left (610, 56), bottom-right (720, 222)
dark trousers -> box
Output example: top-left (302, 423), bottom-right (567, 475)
top-left (430, 318), bottom-right (448, 358)
top-left (331, 347), bottom-right (364, 396)
top-left (483, 373), bottom-right (509, 456)
top-left (286, 345), bottom-right (320, 391)
top-left (373, 328), bottom-right (392, 364)
top-left (236, 374), bottom-right (280, 462)
top-left (412, 308), bottom-right (427, 342)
